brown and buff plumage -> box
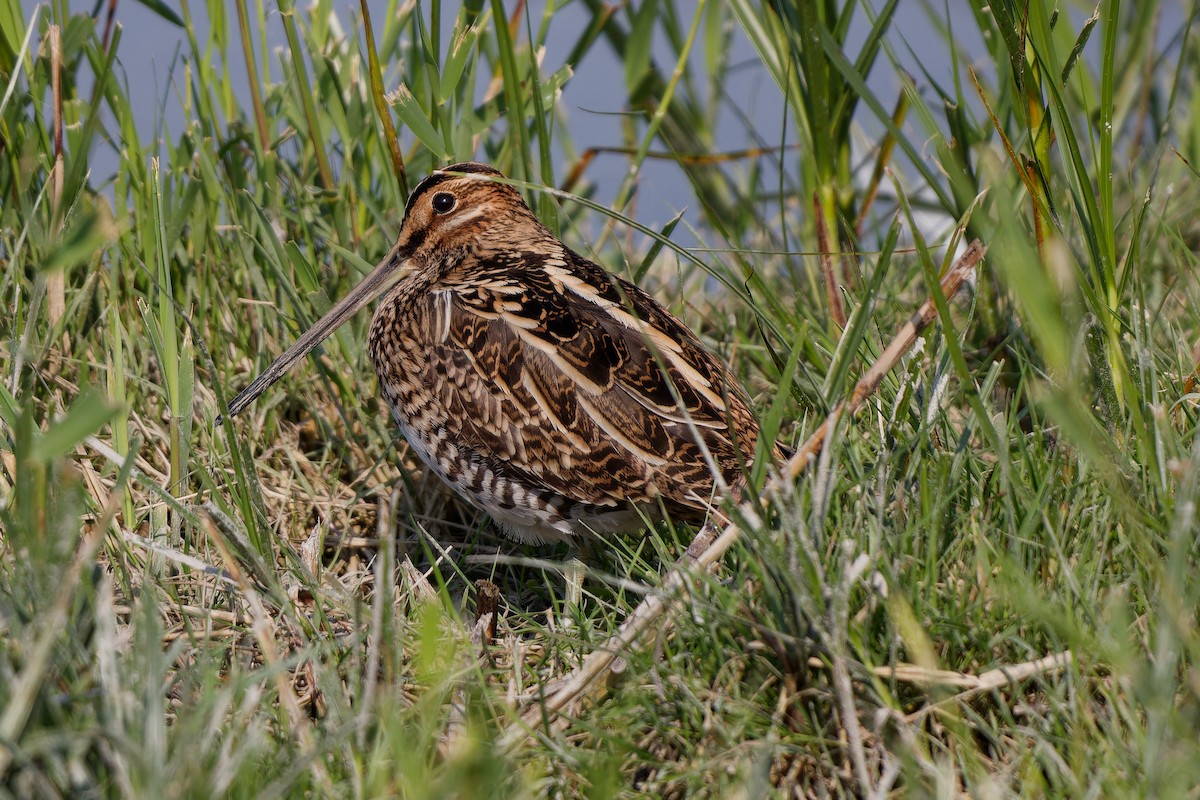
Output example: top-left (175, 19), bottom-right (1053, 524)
top-left (227, 162), bottom-right (766, 544)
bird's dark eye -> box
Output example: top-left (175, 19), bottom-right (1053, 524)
top-left (432, 192), bottom-right (457, 214)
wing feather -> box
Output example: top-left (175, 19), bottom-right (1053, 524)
top-left (421, 246), bottom-right (759, 521)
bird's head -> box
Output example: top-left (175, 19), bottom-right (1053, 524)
top-left (394, 161), bottom-right (542, 264)
top-left (222, 162), bottom-right (533, 420)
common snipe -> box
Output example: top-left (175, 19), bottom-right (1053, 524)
top-left (227, 162), bottom-right (766, 544)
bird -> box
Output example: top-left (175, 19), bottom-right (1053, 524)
top-left (225, 162), bottom-right (768, 551)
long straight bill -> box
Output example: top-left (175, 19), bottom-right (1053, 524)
top-left (222, 245), bottom-right (408, 420)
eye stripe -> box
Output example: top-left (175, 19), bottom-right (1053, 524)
top-left (438, 207), bottom-right (486, 232)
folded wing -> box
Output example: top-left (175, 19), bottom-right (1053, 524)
top-left (423, 247), bottom-right (760, 523)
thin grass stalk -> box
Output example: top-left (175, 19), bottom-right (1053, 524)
top-left (814, 191), bottom-right (847, 330)
top-left (279, 0), bottom-right (334, 191)
top-left (235, 0), bottom-right (271, 154)
top-left (521, 4), bottom-right (557, 230)
top-left (490, 0), bottom-right (532, 182)
top-left (1097, 0), bottom-right (1131, 422)
top-left (105, 260), bottom-right (135, 534)
top-left (148, 159), bottom-right (187, 550)
top-left (360, 0), bottom-right (408, 196)
top-left (178, 0), bottom-right (221, 142)
top-left (47, 23), bottom-right (65, 357)
top-left (968, 66), bottom-right (1045, 208)
top-left (100, 0), bottom-right (117, 51)
top-left (856, 92), bottom-right (907, 234)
